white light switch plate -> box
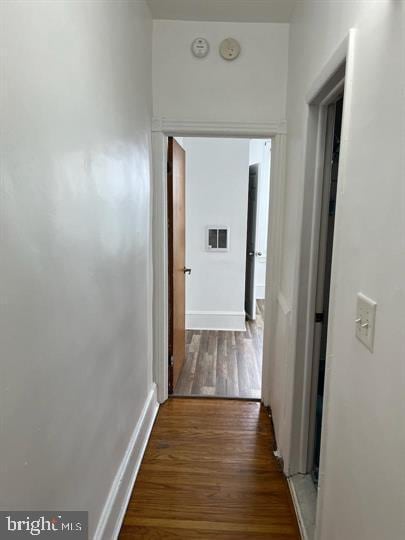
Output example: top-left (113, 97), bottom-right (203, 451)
top-left (356, 293), bottom-right (377, 352)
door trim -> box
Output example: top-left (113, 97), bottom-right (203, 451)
top-left (152, 118), bottom-right (286, 137)
top-left (307, 99), bottom-right (339, 478)
top-left (151, 124), bottom-right (287, 404)
top-left (290, 29), bottom-right (356, 476)
top-left (280, 28), bottom-right (356, 540)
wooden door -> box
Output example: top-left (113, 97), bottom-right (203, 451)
top-left (167, 137), bottom-right (186, 393)
top-left (245, 164), bottom-right (259, 320)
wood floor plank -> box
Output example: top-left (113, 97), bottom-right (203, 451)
top-left (175, 302), bottom-right (264, 398)
top-left (215, 332), bottom-right (228, 396)
top-left (119, 399), bottom-right (300, 539)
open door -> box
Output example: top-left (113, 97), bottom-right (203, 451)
top-left (245, 164), bottom-right (259, 320)
top-left (167, 137), bottom-right (188, 393)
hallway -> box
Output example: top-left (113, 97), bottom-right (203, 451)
top-left (174, 301), bottom-right (264, 398)
top-left (119, 398), bottom-right (300, 539)
top-left (2, 1), bottom-right (404, 539)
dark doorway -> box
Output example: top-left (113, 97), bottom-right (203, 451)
top-left (312, 96), bottom-right (344, 483)
top-left (245, 164), bottom-right (259, 320)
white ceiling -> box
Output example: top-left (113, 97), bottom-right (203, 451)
top-left (147, 0), bottom-right (295, 23)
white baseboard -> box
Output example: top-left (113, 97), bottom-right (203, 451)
top-left (94, 383), bottom-right (159, 540)
top-left (186, 311), bottom-right (246, 331)
top-left (256, 285), bottom-right (266, 299)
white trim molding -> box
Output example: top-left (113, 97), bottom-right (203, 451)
top-left (255, 284), bottom-right (266, 299)
top-left (94, 384), bottom-right (159, 540)
top-left (186, 310), bottom-right (246, 331)
top-left (151, 132), bottom-right (169, 404)
top-left (261, 132), bottom-right (287, 408)
top-left (314, 29), bottom-right (357, 540)
top-left (152, 118), bottom-right (287, 137)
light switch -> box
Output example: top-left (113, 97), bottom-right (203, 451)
top-left (356, 293), bottom-right (377, 352)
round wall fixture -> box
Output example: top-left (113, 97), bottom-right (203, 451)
top-left (219, 38), bottom-right (241, 61)
top-left (191, 37), bottom-right (209, 58)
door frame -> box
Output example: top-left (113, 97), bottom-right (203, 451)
top-left (151, 120), bottom-right (287, 403)
top-left (307, 98), bottom-right (343, 473)
top-left (287, 29), bottom-right (356, 485)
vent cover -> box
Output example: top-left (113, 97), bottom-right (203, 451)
top-left (206, 227), bottom-right (229, 251)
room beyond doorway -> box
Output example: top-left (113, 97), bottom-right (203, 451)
top-left (168, 136), bottom-right (271, 400)
top-left (174, 300), bottom-right (264, 398)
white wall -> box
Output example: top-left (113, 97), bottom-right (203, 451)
top-left (0, 1), bottom-right (155, 537)
top-left (184, 138), bottom-right (250, 331)
top-left (269, 1), bottom-right (405, 539)
top-left (249, 139), bottom-right (271, 299)
top-left (153, 20), bottom-right (289, 124)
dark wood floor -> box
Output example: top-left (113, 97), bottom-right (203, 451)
top-left (174, 301), bottom-right (265, 399)
top-left (119, 398), bottom-right (300, 539)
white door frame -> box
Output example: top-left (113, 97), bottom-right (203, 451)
top-left (151, 119), bottom-right (287, 404)
top-left (287, 30), bottom-right (357, 481)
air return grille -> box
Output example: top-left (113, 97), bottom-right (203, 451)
top-left (206, 227), bottom-right (229, 251)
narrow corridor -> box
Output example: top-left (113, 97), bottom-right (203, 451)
top-left (119, 398), bottom-right (300, 539)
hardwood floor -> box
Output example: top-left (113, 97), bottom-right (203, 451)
top-left (174, 300), bottom-right (265, 399)
top-left (119, 398), bottom-right (300, 539)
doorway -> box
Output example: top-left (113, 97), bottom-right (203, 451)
top-left (288, 52), bottom-right (348, 537)
top-left (310, 95), bottom-right (343, 483)
top-left (167, 136), bottom-right (271, 399)
top-left (152, 125), bottom-right (286, 406)
top-left (288, 94), bottom-right (345, 539)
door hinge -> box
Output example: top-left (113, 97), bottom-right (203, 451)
top-left (315, 312), bottom-right (324, 323)
top-left (169, 355), bottom-right (174, 367)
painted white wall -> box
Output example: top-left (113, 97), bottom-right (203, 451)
top-left (0, 1), bottom-right (155, 537)
top-left (249, 139), bottom-right (271, 299)
top-left (184, 138), bottom-right (250, 331)
top-left (268, 2), bottom-right (405, 539)
top-left (152, 20), bottom-right (289, 124)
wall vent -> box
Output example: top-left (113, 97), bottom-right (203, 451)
top-left (206, 227), bottom-right (229, 251)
